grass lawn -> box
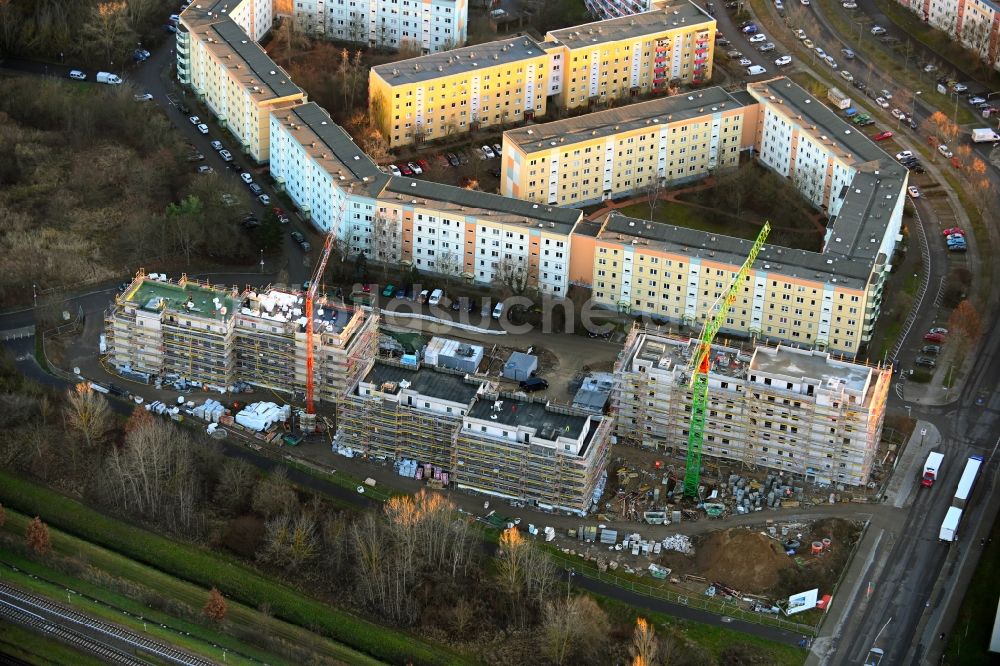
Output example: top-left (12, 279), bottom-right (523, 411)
top-left (617, 202), bottom-right (766, 242)
top-left (0, 470), bottom-right (468, 666)
top-left (0, 619), bottom-right (108, 666)
top-left (944, 513), bottom-right (1000, 664)
top-left (0, 510), bottom-right (372, 666)
top-left (594, 592), bottom-right (807, 666)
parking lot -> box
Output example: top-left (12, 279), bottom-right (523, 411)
top-left (385, 142), bottom-right (505, 193)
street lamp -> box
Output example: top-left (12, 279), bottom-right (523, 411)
top-left (32, 283), bottom-right (37, 307)
top-left (565, 567), bottom-right (576, 600)
top-left (259, 249), bottom-right (264, 273)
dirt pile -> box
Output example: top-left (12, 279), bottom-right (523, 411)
top-left (695, 527), bottom-right (792, 593)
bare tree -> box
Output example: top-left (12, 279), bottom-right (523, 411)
top-left (540, 594), bottom-right (609, 665)
top-left (371, 213), bottom-right (400, 282)
top-left (261, 511), bottom-right (320, 570)
top-left (251, 466), bottom-right (299, 518)
top-left (494, 527), bottom-right (555, 627)
top-left (347, 13), bottom-right (367, 45)
top-left (630, 617), bottom-right (659, 666)
top-left (214, 459), bottom-right (258, 514)
top-left (641, 175), bottom-right (664, 221)
top-left (492, 255), bottom-right (532, 299)
top-left (80, 1), bottom-right (135, 67)
top-left (63, 382), bottom-right (112, 453)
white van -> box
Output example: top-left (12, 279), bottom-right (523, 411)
top-left (492, 302), bottom-right (504, 320)
top-left (428, 289), bottom-right (444, 306)
top-left (68, 70), bottom-right (86, 81)
top-left (746, 65), bottom-right (767, 76)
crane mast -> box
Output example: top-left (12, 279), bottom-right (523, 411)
top-left (682, 222), bottom-right (770, 498)
top-left (305, 190), bottom-right (350, 415)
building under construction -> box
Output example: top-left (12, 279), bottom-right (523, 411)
top-left (337, 358), bottom-right (612, 514)
top-left (105, 271), bottom-right (378, 403)
top-left (613, 329), bottom-right (891, 487)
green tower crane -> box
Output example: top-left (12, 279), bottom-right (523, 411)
top-left (682, 222), bottom-right (771, 498)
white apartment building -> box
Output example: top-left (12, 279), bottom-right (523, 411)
top-left (897, 0), bottom-right (1000, 69)
top-left (614, 332), bottom-right (891, 487)
top-left (586, 0), bottom-right (664, 20)
top-left (178, 1), bottom-right (306, 162)
top-left (292, 0), bottom-right (467, 52)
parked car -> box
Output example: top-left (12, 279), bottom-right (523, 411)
top-left (399, 163), bottom-right (413, 176)
top-left (853, 80), bottom-right (867, 91)
top-left (938, 144), bottom-right (954, 158)
top-left (907, 186), bottom-right (920, 198)
top-left (775, 55), bottom-right (792, 67)
top-left (492, 143), bottom-right (502, 155)
top-left (189, 116), bottom-right (201, 125)
top-left (481, 145), bottom-right (496, 159)
top-left (749, 33), bottom-right (767, 43)
top-left (197, 123), bottom-right (209, 134)
top-left (69, 69), bottom-right (87, 80)
top-left (875, 97), bottom-right (890, 109)
top-left (824, 56), bottom-right (837, 69)
top-left (921, 345), bottom-right (941, 355)
top-left (915, 357), bottom-right (936, 368)
top-left (890, 108), bottom-right (906, 120)
top-left (895, 150), bottom-right (913, 161)
top-left (133, 93), bottom-right (154, 102)
top-left (871, 25), bottom-right (887, 36)
top-left (948, 244), bottom-right (968, 253)
top-left (873, 131), bottom-right (893, 141)
top-left (219, 149), bottom-right (233, 162)
top-left (942, 227), bottom-right (965, 236)
top-left (197, 165), bottom-right (214, 174)
top-left (210, 140), bottom-right (223, 151)
top-left (929, 327), bottom-right (949, 336)
top-left (249, 183), bottom-right (262, 195)
top-left (968, 96), bottom-right (987, 105)
top-left (240, 172), bottom-right (253, 184)
top-left (841, 48), bottom-right (855, 59)
top-left (519, 377), bottom-right (549, 392)
top-left (842, 1), bottom-right (857, 7)
top-left (407, 161), bottom-right (423, 175)
top-left (258, 194), bottom-right (270, 205)
top-left (840, 70), bottom-right (854, 82)
top-left (428, 288), bottom-right (444, 306)
top-left (923, 332), bottom-right (945, 343)
top-left (946, 236), bottom-right (967, 247)
top-left (382, 284), bottom-right (395, 297)
top-left (880, 89), bottom-right (893, 100)
top-left (923, 63), bottom-right (937, 73)
top-left (447, 152), bottom-right (460, 167)
top-left (758, 42), bottom-right (775, 52)
top-left (953, 83), bottom-right (968, 93)
top-left (814, 47), bottom-right (827, 59)
top-left (739, 58), bottom-right (753, 67)
top-left (388, 164), bottom-right (402, 176)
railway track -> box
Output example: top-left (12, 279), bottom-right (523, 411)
top-left (0, 581), bottom-right (216, 665)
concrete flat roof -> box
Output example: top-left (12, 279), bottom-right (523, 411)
top-left (547, 4), bottom-right (713, 49)
top-left (467, 398), bottom-right (590, 442)
top-left (378, 177), bottom-right (583, 233)
top-left (130, 278), bottom-right (237, 322)
top-left (596, 212), bottom-right (875, 286)
top-left (505, 87), bottom-right (746, 154)
top-left (372, 35), bottom-right (547, 86)
top-left (750, 346), bottom-right (871, 393)
top-left (364, 362), bottom-right (483, 405)
top-left (748, 78), bottom-right (907, 261)
top-left (275, 102), bottom-right (382, 186)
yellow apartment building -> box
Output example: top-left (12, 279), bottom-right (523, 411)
top-left (544, 2), bottom-right (716, 110)
top-left (500, 86), bottom-right (752, 206)
top-left (369, 35), bottom-right (552, 148)
top-left (178, 2), bottom-right (306, 162)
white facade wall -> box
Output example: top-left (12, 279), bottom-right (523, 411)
top-left (412, 210), bottom-right (465, 274)
top-left (296, 0), bottom-right (467, 52)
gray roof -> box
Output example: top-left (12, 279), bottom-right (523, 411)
top-left (372, 35), bottom-right (548, 86)
top-left (572, 373), bottom-right (614, 412)
top-left (748, 78), bottom-right (907, 262)
top-left (505, 87), bottom-right (747, 154)
top-left (467, 398), bottom-right (591, 442)
top-left (750, 346), bottom-right (871, 394)
top-left (597, 212), bottom-right (875, 286)
top-left (278, 103), bottom-right (382, 185)
top-left (364, 362), bottom-right (483, 405)
top-left (546, 4), bottom-right (714, 49)
top-left (378, 177), bottom-right (583, 234)
top-left (208, 20), bottom-right (303, 100)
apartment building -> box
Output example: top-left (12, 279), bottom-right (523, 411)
top-left (613, 331), bottom-right (891, 486)
top-left (105, 273), bottom-right (378, 404)
top-left (337, 358), bottom-right (612, 513)
top-left (178, 0), bottom-right (306, 162)
top-left (500, 86), bottom-right (752, 206)
top-left (455, 392), bottom-right (613, 513)
top-left (896, 0), bottom-right (1000, 69)
top-left (369, 35), bottom-right (552, 147)
top-left (586, 0), bottom-right (670, 20)
top-left (567, 78), bottom-right (907, 357)
top-left (368, 3), bottom-right (716, 146)
top-left (545, 4), bottom-right (715, 110)
top-left (292, 0), bottom-right (467, 53)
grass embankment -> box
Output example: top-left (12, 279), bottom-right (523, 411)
top-left (0, 511), bottom-right (318, 666)
top-left (0, 620), bottom-right (108, 666)
top-left (594, 593), bottom-right (807, 666)
top-left (0, 470), bottom-right (469, 666)
top-left (944, 513), bottom-right (1000, 665)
